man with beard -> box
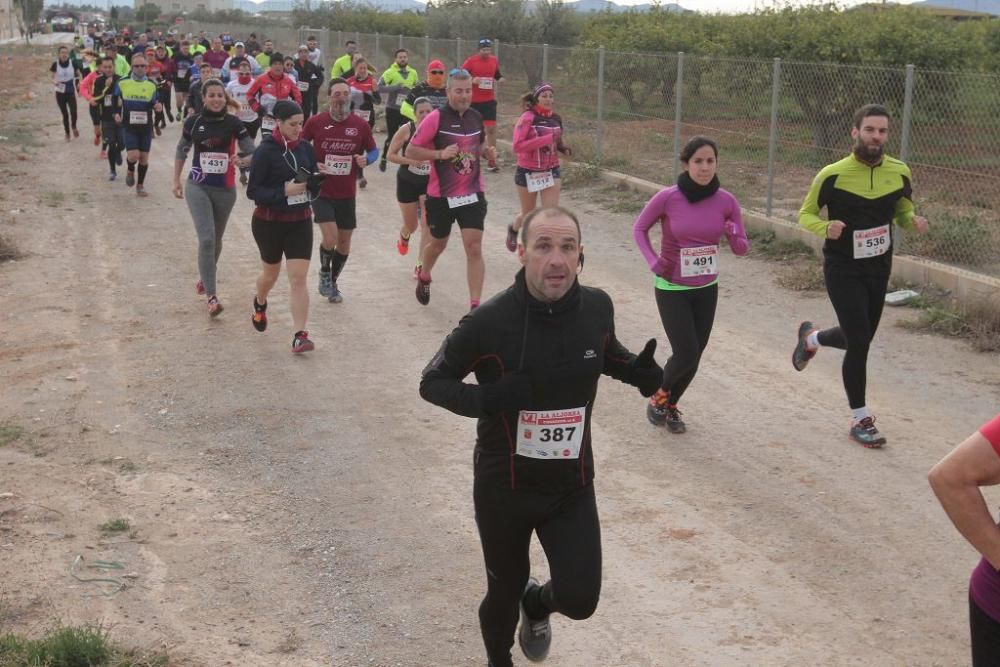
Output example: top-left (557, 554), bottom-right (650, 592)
top-left (376, 48), bottom-right (418, 172)
top-left (301, 78), bottom-right (378, 304)
top-left (791, 103), bottom-right (929, 448)
top-left (404, 68), bottom-right (496, 311)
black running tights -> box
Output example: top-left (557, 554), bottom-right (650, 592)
top-left (654, 283), bottom-right (718, 403)
top-left (56, 91), bottom-right (78, 135)
top-left (971, 595), bottom-right (1000, 666)
top-left (474, 480), bottom-right (602, 667)
top-left (817, 265), bottom-right (888, 409)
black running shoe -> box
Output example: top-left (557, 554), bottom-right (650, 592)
top-left (126, 171), bottom-right (135, 187)
top-left (505, 225), bottom-right (518, 252)
top-left (415, 276), bottom-right (431, 306)
top-left (251, 298), bottom-right (267, 332)
top-left (378, 157), bottom-right (387, 173)
top-left (517, 577), bottom-right (552, 663)
top-left (665, 406), bottom-right (686, 434)
top-left (792, 320), bottom-right (817, 371)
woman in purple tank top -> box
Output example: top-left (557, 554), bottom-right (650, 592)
top-left (930, 413), bottom-right (1000, 666)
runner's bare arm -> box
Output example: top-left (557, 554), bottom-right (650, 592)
top-left (930, 427), bottom-right (1000, 570)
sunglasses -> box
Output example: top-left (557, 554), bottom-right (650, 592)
top-left (133, 64), bottom-right (147, 68)
top-left (429, 70), bottom-right (444, 75)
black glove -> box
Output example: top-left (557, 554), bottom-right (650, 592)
top-left (630, 338), bottom-right (662, 398)
top-left (479, 373), bottom-right (533, 416)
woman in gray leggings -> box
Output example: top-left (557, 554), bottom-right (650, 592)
top-left (173, 78), bottom-right (256, 316)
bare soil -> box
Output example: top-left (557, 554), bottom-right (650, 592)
top-left (2, 54), bottom-right (1000, 666)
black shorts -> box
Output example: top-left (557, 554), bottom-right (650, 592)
top-left (174, 77), bottom-right (191, 93)
top-left (396, 174), bottom-right (428, 204)
top-left (312, 197), bottom-right (357, 230)
top-left (424, 193), bottom-right (487, 239)
top-left (514, 165), bottom-right (562, 188)
top-left (471, 100), bottom-right (497, 124)
top-left (252, 217), bottom-right (313, 264)
top-left (88, 104), bottom-right (101, 126)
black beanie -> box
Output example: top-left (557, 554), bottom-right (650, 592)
top-left (273, 99), bottom-right (302, 121)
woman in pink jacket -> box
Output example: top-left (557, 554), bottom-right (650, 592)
top-left (505, 81), bottom-right (571, 252)
top-left (632, 136), bottom-right (750, 434)
top-left (78, 58), bottom-right (104, 155)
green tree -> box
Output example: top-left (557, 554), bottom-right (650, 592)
top-left (135, 2), bottom-right (161, 24)
top-left (13, 0), bottom-right (44, 39)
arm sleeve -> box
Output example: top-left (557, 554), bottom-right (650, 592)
top-left (246, 78), bottom-right (262, 111)
top-left (174, 120), bottom-right (194, 161)
top-left (300, 116), bottom-right (314, 143)
top-left (799, 171), bottom-right (831, 238)
top-left (725, 195), bottom-right (751, 256)
top-left (894, 173), bottom-right (915, 230)
top-left (400, 91), bottom-right (416, 121)
top-left (364, 127), bottom-right (379, 164)
top-left (246, 152), bottom-right (286, 206)
top-left (512, 114), bottom-right (550, 154)
top-left (236, 134), bottom-right (256, 156)
top-left (419, 318), bottom-right (490, 419)
top-left (600, 298), bottom-right (639, 385)
top-left (290, 82), bottom-right (302, 104)
top-left (409, 110), bottom-right (440, 149)
top-left (495, 67), bottom-right (503, 79)
top-left (632, 190), bottom-right (668, 270)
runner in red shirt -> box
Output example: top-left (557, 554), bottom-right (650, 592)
top-left (246, 53), bottom-right (303, 138)
top-left (301, 77), bottom-right (379, 304)
top-left (461, 38), bottom-right (505, 171)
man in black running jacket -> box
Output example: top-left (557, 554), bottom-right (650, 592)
top-left (420, 206), bottom-right (662, 667)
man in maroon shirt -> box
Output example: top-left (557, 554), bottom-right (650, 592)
top-left (301, 78), bottom-right (379, 304)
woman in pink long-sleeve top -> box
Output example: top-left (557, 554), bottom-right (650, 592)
top-left (79, 60), bottom-right (104, 155)
top-left (632, 136), bottom-right (750, 434)
top-left (504, 81), bottom-right (572, 252)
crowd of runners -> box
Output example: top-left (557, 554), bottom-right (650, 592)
top-left (47, 27), bottom-right (1000, 667)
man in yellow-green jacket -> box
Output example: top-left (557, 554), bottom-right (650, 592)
top-left (791, 103), bottom-right (929, 449)
top-left (376, 47), bottom-right (419, 171)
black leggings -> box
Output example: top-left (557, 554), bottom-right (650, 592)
top-left (971, 594), bottom-right (1000, 666)
top-left (56, 90), bottom-right (78, 134)
top-left (382, 107), bottom-right (404, 159)
top-left (474, 479), bottom-right (601, 667)
top-left (817, 264), bottom-right (888, 409)
top-left (654, 283), bottom-right (718, 403)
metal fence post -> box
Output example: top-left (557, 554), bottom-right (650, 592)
top-left (766, 57), bottom-right (782, 218)
top-left (375, 32), bottom-right (380, 66)
top-left (424, 35), bottom-right (430, 64)
top-left (355, 30), bottom-right (360, 47)
top-left (495, 39), bottom-right (500, 60)
top-left (672, 52), bottom-right (685, 181)
top-left (398, 34), bottom-right (403, 49)
top-left (900, 64), bottom-right (915, 162)
top-left (542, 43), bottom-right (549, 82)
top-left (456, 37), bottom-right (462, 67)
top-left (596, 46), bottom-right (605, 162)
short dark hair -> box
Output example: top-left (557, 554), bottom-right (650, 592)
top-left (99, 55), bottom-right (114, 65)
top-left (394, 48), bottom-right (407, 57)
top-left (521, 206), bottom-right (582, 245)
top-left (680, 135), bottom-right (718, 163)
top-left (853, 103), bottom-right (890, 129)
top-left (345, 40), bottom-right (356, 46)
top-left (307, 34), bottom-right (317, 41)
top-left (270, 51), bottom-right (284, 63)
top-left (328, 77), bottom-right (349, 94)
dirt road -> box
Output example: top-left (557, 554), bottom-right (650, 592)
top-left (2, 66), bottom-right (999, 666)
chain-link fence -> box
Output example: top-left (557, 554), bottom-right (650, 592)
top-left (177, 23), bottom-right (1000, 277)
